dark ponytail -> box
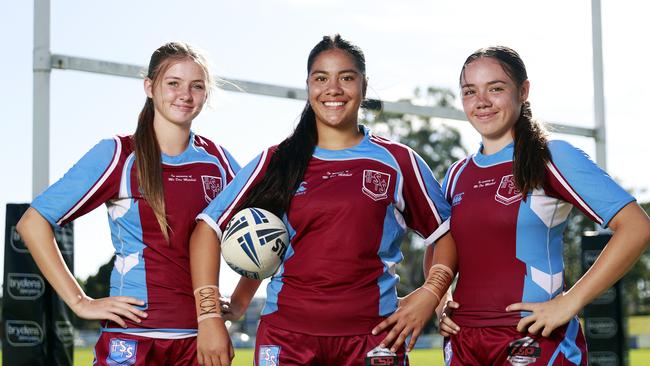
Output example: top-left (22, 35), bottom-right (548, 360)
top-left (512, 101), bottom-right (550, 196)
top-left (237, 34), bottom-right (366, 217)
top-left (461, 46), bottom-right (550, 197)
top-left (236, 105), bottom-right (317, 217)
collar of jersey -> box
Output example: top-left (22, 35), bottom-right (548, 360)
top-left (161, 131), bottom-right (195, 165)
top-left (313, 124), bottom-right (370, 159)
top-left (472, 141), bottom-right (514, 167)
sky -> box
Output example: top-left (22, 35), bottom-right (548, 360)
top-left (1, 0), bottom-right (648, 296)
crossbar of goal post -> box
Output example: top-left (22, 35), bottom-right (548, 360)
top-left (33, 0), bottom-right (604, 197)
top-left (48, 54), bottom-right (598, 141)
top-left (43, 52), bottom-right (598, 175)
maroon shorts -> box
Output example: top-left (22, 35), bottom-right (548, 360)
top-left (255, 320), bottom-right (409, 366)
top-left (93, 332), bottom-right (197, 366)
top-left (444, 317), bottom-right (587, 365)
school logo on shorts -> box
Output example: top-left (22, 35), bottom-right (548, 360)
top-left (259, 345), bottom-right (281, 366)
top-left (108, 338), bottom-right (138, 366)
top-left (507, 336), bottom-right (541, 366)
top-left (365, 346), bottom-right (397, 365)
top-left (495, 174), bottom-right (522, 205)
top-left (362, 170), bottom-right (391, 201)
top-left (202, 175), bottom-right (223, 203)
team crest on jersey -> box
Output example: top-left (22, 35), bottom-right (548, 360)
top-left (507, 336), bottom-right (541, 366)
top-left (362, 170), bottom-right (391, 201)
top-left (201, 175), bottom-right (223, 203)
top-left (259, 345), bottom-right (281, 366)
top-left (495, 174), bottom-right (522, 205)
top-left (107, 338), bottom-right (137, 366)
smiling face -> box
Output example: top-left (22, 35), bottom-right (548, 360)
top-left (460, 57), bottom-right (529, 152)
top-left (145, 58), bottom-right (208, 130)
top-left (307, 48), bottom-right (366, 132)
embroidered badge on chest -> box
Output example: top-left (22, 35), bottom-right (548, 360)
top-left (258, 345), bottom-right (281, 366)
top-left (365, 345), bottom-right (398, 365)
top-left (362, 170), bottom-right (391, 201)
top-left (107, 338), bottom-right (137, 366)
top-left (201, 175), bottom-right (223, 203)
top-left (495, 174), bottom-right (522, 205)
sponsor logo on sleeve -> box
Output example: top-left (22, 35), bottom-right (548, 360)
top-left (259, 345), bottom-right (281, 366)
top-left (7, 273), bottom-right (45, 300)
top-left (495, 174), bottom-right (522, 205)
top-left (362, 170), bottom-right (391, 201)
top-left (201, 175), bottom-right (223, 203)
top-left (108, 338), bottom-right (138, 366)
top-left (5, 320), bottom-right (44, 347)
top-left (295, 181), bottom-right (308, 196)
top-left (452, 192), bottom-right (464, 206)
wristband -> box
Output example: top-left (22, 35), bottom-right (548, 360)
top-left (421, 264), bottom-right (454, 303)
top-left (198, 313), bottom-right (223, 323)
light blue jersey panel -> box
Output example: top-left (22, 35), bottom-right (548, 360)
top-left (547, 140), bottom-right (634, 227)
top-left (221, 146), bottom-right (242, 173)
top-left (517, 200), bottom-right (567, 307)
top-left (377, 203), bottom-right (405, 316)
top-left (199, 152), bottom-right (265, 236)
top-left (262, 218), bottom-right (296, 316)
top-left (414, 154), bottom-right (451, 222)
top-left (32, 138), bottom-right (117, 227)
top-left (107, 155), bottom-right (148, 305)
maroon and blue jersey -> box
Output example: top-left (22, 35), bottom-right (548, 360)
top-left (442, 140), bottom-right (634, 328)
top-left (199, 126), bottom-right (450, 335)
top-left (31, 132), bottom-right (239, 338)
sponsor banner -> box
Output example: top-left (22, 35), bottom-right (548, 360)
top-left (3, 203), bottom-right (74, 366)
top-left (581, 233), bottom-right (627, 366)
top-left (5, 320), bottom-right (44, 347)
top-left (7, 272), bottom-right (45, 300)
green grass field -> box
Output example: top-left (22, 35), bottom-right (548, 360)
top-left (2, 315), bottom-right (650, 365)
top-left (0, 347), bottom-right (647, 365)
top-left (67, 347), bottom-right (650, 365)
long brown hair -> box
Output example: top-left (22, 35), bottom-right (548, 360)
top-left (460, 46), bottom-right (550, 197)
top-left (135, 42), bottom-right (211, 241)
top-left (236, 35), bottom-right (367, 217)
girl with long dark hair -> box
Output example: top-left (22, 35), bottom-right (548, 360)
top-left (190, 35), bottom-right (457, 365)
top-left (437, 46), bottom-right (650, 365)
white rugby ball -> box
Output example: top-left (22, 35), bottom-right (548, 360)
top-left (221, 207), bottom-right (289, 279)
